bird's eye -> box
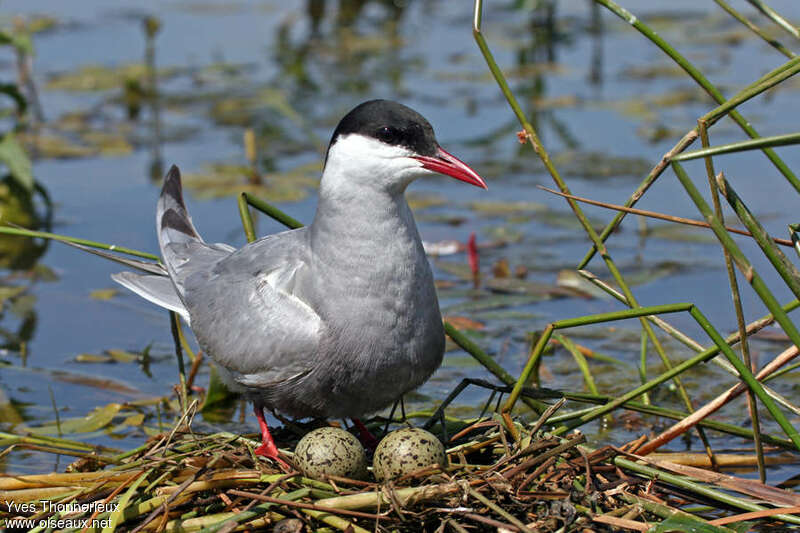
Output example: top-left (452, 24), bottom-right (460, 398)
top-left (376, 126), bottom-right (401, 145)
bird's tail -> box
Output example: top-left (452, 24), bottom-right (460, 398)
top-left (108, 165), bottom-right (202, 323)
top-left (156, 165), bottom-right (203, 259)
top-left (156, 165), bottom-right (207, 286)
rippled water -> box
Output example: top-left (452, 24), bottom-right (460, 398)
top-left (1, 0), bottom-right (799, 479)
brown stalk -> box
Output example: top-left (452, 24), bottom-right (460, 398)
top-left (637, 345), bottom-right (800, 455)
top-left (537, 185), bottom-right (793, 247)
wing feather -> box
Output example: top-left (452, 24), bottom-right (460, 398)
top-left (183, 228), bottom-right (321, 386)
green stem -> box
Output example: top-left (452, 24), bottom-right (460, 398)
top-left (716, 171), bottom-right (800, 301)
top-left (699, 123), bottom-right (760, 478)
top-left (613, 456), bottom-right (800, 525)
top-left (747, 0), bottom-right (800, 39)
top-left (671, 161), bottom-right (800, 351)
top-left (169, 311), bottom-right (189, 414)
top-left (689, 306), bottom-right (800, 450)
top-left (546, 392), bottom-right (793, 450)
top-left (238, 193), bottom-right (257, 243)
top-left (714, 0), bottom-right (795, 58)
top-left (0, 225), bottom-right (159, 261)
top-left (474, 0), bottom-right (703, 437)
top-left (444, 322), bottom-right (547, 412)
top-left (673, 132), bottom-right (800, 162)
top-left (242, 192), bottom-right (304, 230)
top-left (556, 334), bottom-right (598, 395)
top-left (578, 1), bottom-right (800, 268)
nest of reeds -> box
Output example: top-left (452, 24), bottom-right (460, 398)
top-left (4, 396), bottom-right (799, 533)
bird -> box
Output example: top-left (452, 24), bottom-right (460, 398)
top-left (104, 99), bottom-right (487, 462)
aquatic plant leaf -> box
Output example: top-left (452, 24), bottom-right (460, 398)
top-left (75, 353), bottom-right (113, 363)
top-left (434, 260), bottom-right (473, 280)
top-left (482, 225), bottom-right (523, 243)
top-left (49, 369), bottom-right (140, 395)
top-left (441, 355), bottom-right (481, 368)
top-left (472, 310), bottom-right (539, 321)
top-left (648, 515), bottom-right (737, 533)
top-left (0, 387), bottom-right (22, 424)
top-left (25, 403), bottom-right (123, 435)
top-left (75, 349), bottom-right (137, 364)
top-left (81, 131), bottom-right (134, 156)
top-left (442, 294), bottom-right (544, 314)
top-left (0, 83), bottom-right (27, 114)
top-left (106, 349), bottom-right (138, 363)
top-left (122, 413), bottom-right (145, 426)
top-left (0, 29), bottom-right (33, 54)
top-left (0, 132), bottom-right (33, 191)
top-left (485, 277), bottom-right (571, 298)
top-left (89, 288), bottom-right (118, 300)
top-left (648, 224), bottom-right (717, 243)
top-left (183, 161), bottom-right (319, 202)
top-left (30, 264), bottom-right (59, 282)
top-left (20, 15), bottom-right (59, 34)
top-left (8, 294), bottom-right (35, 317)
top-left (538, 210), bottom-right (604, 231)
top-left (139, 344), bottom-right (153, 378)
top-left (637, 123), bottom-right (686, 144)
top-left (552, 150), bottom-right (652, 178)
top-left (624, 261), bottom-right (685, 286)
top-left (416, 213), bottom-right (468, 226)
top-left (407, 191), bottom-right (445, 210)
top-left (0, 285), bottom-right (26, 305)
top-left (46, 64), bottom-right (179, 91)
top-left (469, 200), bottom-right (546, 217)
top-left (19, 131), bottom-right (94, 159)
top-left (621, 64), bottom-right (688, 80)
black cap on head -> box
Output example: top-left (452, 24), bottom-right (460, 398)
top-left (328, 99), bottom-right (439, 158)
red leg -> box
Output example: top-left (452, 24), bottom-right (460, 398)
top-left (352, 418), bottom-right (380, 451)
top-left (253, 403), bottom-right (289, 469)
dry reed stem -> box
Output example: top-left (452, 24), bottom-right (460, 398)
top-left (638, 345), bottom-right (800, 454)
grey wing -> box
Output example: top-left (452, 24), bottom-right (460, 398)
top-left (112, 272), bottom-right (191, 322)
top-left (182, 228), bottom-right (321, 388)
top-left (162, 240), bottom-right (236, 297)
top-left (110, 241), bottom-right (236, 323)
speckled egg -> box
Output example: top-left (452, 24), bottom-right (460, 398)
top-left (294, 427), bottom-right (368, 480)
top-left (373, 427), bottom-right (446, 482)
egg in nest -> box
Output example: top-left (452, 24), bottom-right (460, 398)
top-left (294, 427), bottom-right (368, 480)
top-left (373, 427), bottom-right (446, 482)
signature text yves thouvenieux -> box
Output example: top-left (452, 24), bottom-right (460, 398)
top-left (3, 500), bottom-right (120, 530)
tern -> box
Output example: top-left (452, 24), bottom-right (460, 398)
top-left (105, 100), bottom-right (486, 461)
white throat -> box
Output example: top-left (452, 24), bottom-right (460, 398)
top-left (320, 133), bottom-right (430, 200)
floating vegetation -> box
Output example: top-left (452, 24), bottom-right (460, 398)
top-left (551, 150), bottom-right (653, 179)
top-left (89, 288), bottom-right (119, 301)
top-left (469, 200), bottom-right (547, 218)
top-left (46, 64), bottom-right (180, 92)
top-left (182, 162), bottom-right (319, 201)
top-left (19, 128), bottom-right (136, 160)
top-left (612, 88), bottom-right (712, 121)
top-left (2, 14), bottom-right (59, 35)
top-left (75, 349), bottom-right (139, 365)
top-left (645, 223), bottom-right (720, 243)
top-left (620, 63), bottom-right (690, 80)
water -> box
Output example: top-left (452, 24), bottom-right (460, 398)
top-left (1, 1), bottom-right (799, 482)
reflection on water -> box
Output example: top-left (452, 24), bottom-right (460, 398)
top-left (0, 0), bottom-right (799, 478)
